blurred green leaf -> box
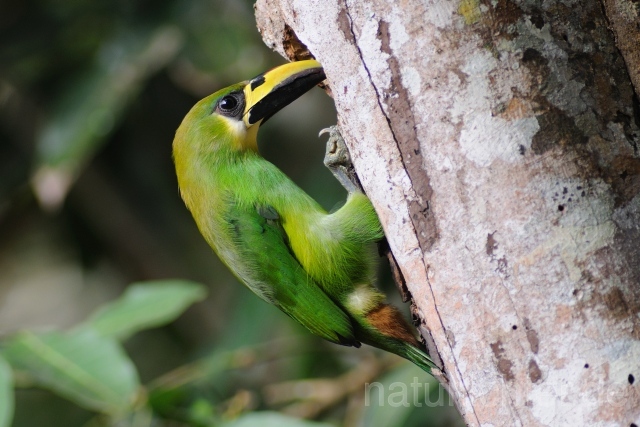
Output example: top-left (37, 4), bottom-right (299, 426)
top-left (84, 279), bottom-right (207, 340)
top-left (0, 355), bottom-right (14, 427)
top-left (222, 411), bottom-right (334, 427)
top-left (2, 330), bottom-right (139, 415)
top-left (188, 398), bottom-right (216, 425)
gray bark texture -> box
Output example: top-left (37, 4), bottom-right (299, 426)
top-left (255, 0), bottom-right (640, 426)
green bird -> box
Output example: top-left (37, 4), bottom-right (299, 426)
top-left (173, 59), bottom-right (435, 373)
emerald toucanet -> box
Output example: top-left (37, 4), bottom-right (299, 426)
top-left (173, 60), bottom-right (435, 373)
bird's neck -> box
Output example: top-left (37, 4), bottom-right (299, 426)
top-left (176, 148), bottom-right (271, 210)
top-left (176, 143), bottom-right (325, 223)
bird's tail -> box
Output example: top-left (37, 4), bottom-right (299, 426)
top-left (355, 302), bottom-right (438, 374)
top-left (401, 342), bottom-right (438, 374)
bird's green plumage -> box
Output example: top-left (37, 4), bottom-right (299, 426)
top-left (173, 60), bottom-right (435, 373)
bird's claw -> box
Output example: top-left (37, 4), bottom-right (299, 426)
top-left (320, 125), bottom-right (361, 194)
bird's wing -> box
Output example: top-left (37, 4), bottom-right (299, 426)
top-left (224, 200), bottom-right (359, 347)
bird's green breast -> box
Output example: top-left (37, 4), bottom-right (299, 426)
top-left (176, 148), bottom-right (374, 300)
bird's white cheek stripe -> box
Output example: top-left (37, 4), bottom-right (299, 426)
top-left (220, 116), bottom-right (247, 140)
top-left (218, 115), bottom-right (259, 151)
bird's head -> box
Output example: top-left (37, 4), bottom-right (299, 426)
top-left (174, 60), bottom-right (326, 159)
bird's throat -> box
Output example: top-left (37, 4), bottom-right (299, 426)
top-left (223, 116), bottom-right (259, 153)
top-left (239, 124), bottom-right (259, 152)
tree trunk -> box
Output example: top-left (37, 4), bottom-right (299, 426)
top-left (255, 0), bottom-right (640, 426)
top-left (601, 0), bottom-right (640, 97)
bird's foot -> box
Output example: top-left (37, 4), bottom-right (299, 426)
top-left (319, 125), bottom-right (362, 194)
top-left (320, 127), bottom-right (411, 304)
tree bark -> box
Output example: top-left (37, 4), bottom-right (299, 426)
top-left (601, 0), bottom-right (640, 98)
top-left (255, 1), bottom-right (640, 426)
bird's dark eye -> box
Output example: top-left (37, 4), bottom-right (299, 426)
top-left (219, 96), bottom-right (237, 110)
top-left (215, 92), bottom-right (245, 119)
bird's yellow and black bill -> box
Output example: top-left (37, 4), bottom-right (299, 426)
top-left (243, 60), bottom-right (325, 126)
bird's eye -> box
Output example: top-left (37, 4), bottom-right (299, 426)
top-left (219, 96), bottom-right (237, 111)
top-left (215, 92), bottom-right (244, 119)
